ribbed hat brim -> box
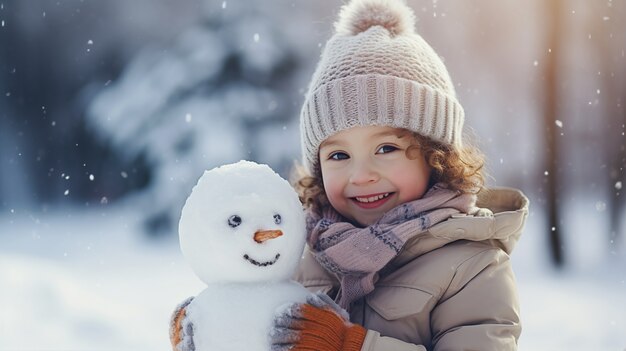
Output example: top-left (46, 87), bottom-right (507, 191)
top-left (301, 74), bottom-right (464, 172)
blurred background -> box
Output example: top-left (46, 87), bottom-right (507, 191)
top-left (0, 0), bottom-right (624, 350)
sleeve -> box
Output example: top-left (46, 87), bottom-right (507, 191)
top-left (361, 330), bottom-right (428, 351)
top-left (430, 248), bottom-right (521, 351)
top-left (169, 297), bottom-right (195, 351)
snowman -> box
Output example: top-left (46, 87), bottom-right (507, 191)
top-left (170, 161), bottom-right (311, 351)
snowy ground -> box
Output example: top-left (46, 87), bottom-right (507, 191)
top-left (0, 201), bottom-right (625, 351)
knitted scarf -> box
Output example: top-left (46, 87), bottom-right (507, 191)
top-left (306, 183), bottom-right (478, 310)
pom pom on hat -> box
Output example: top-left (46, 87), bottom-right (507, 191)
top-left (334, 0), bottom-right (416, 36)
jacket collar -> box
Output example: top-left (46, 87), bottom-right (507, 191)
top-left (390, 187), bottom-right (529, 267)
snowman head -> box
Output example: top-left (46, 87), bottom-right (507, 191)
top-left (179, 161), bottom-right (306, 285)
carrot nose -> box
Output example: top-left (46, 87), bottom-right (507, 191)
top-left (253, 230), bottom-right (283, 243)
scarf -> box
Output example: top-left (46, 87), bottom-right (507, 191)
top-left (306, 183), bottom-right (478, 310)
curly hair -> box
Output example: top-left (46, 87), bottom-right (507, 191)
top-left (291, 129), bottom-right (486, 213)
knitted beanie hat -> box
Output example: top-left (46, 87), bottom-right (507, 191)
top-left (300, 0), bottom-right (464, 172)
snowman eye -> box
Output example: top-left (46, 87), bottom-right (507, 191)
top-left (228, 215), bottom-right (242, 228)
top-left (273, 214), bottom-right (282, 225)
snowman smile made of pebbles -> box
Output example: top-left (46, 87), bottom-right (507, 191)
top-left (236, 212), bottom-right (282, 268)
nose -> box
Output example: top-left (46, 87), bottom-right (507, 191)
top-left (254, 229), bottom-right (283, 243)
top-left (349, 160), bottom-right (379, 185)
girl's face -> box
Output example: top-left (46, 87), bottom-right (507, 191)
top-left (319, 126), bottom-right (431, 226)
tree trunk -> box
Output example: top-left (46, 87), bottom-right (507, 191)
top-left (609, 85), bottom-right (626, 248)
top-left (544, 0), bottom-right (564, 266)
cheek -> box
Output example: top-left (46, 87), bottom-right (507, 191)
top-left (321, 168), bottom-right (347, 207)
top-left (323, 176), bottom-right (342, 204)
top-left (396, 158), bottom-right (432, 200)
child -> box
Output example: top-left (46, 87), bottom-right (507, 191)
top-left (269, 0), bottom-right (529, 350)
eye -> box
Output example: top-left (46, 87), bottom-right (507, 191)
top-left (228, 215), bottom-right (242, 228)
top-left (273, 214), bottom-right (282, 225)
top-left (376, 145), bottom-right (399, 154)
top-left (329, 152), bottom-right (349, 160)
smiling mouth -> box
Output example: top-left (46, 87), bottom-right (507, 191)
top-left (243, 253), bottom-right (281, 267)
top-left (350, 192), bottom-right (394, 209)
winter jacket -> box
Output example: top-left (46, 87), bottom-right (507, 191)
top-left (294, 187), bottom-right (529, 351)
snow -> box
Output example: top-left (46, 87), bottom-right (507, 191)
top-left (175, 161), bottom-right (310, 349)
top-left (0, 207), bottom-right (201, 350)
top-left (511, 198), bottom-right (626, 351)
top-left (188, 282), bottom-right (309, 350)
top-left (0, 197), bottom-right (624, 350)
top-left (179, 161), bottom-right (306, 284)
top-left (2, 199), bottom-right (625, 350)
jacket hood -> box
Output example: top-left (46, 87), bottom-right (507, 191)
top-left (390, 187), bottom-right (529, 268)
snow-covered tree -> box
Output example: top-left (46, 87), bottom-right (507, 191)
top-left (87, 1), bottom-right (315, 234)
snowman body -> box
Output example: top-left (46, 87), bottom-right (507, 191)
top-left (187, 282), bottom-right (309, 350)
top-left (177, 161), bottom-right (312, 351)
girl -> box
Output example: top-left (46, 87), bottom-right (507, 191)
top-left (269, 0), bottom-right (529, 350)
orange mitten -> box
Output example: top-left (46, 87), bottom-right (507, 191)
top-left (169, 297), bottom-right (195, 351)
top-left (271, 293), bottom-right (366, 351)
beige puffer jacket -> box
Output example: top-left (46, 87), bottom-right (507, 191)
top-left (294, 187), bottom-right (529, 351)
